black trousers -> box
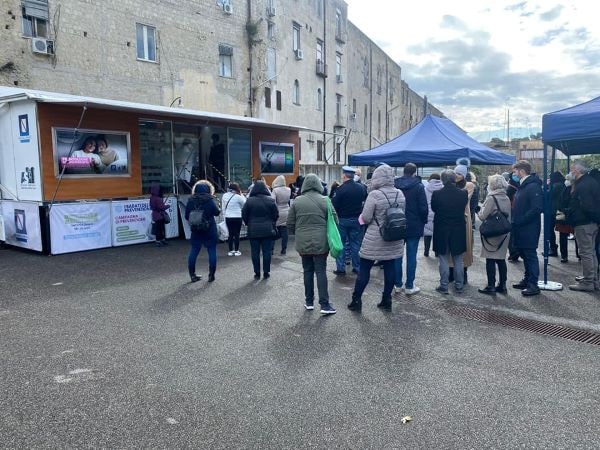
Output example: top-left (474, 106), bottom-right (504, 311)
top-left (226, 217), bottom-right (243, 251)
top-left (485, 258), bottom-right (507, 287)
top-left (154, 219), bottom-right (166, 241)
top-left (423, 235), bottom-right (432, 255)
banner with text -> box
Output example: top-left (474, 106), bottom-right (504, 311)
top-left (0, 200), bottom-right (43, 251)
top-left (111, 198), bottom-right (178, 246)
top-left (50, 202), bottom-right (112, 254)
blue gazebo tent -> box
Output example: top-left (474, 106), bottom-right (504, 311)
top-left (540, 95), bottom-right (600, 288)
top-left (348, 114), bottom-right (515, 167)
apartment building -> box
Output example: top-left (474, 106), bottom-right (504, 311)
top-left (1, 0), bottom-right (442, 184)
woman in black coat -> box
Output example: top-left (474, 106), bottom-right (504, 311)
top-left (242, 181), bottom-right (279, 279)
top-left (431, 170), bottom-right (468, 293)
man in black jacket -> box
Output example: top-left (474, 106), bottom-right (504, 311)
top-left (567, 161), bottom-right (600, 291)
top-left (511, 160), bottom-right (543, 296)
top-left (332, 166), bottom-right (368, 275)
top-left (394, 163), bottom-right (428, 295)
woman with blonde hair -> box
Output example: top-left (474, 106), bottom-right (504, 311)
top-left (185, 180), bottom-right (221, 282)
top-left (477, 174), bottom-right (511, 295)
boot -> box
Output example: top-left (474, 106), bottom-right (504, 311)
top-left (190, 272), bottom-right (201, 283)
top-left (377, 294), bottom-right (392, 310)
top-left (208, 266), bottom-right (216, 282)
top-left (347, 293), bottom-right (362, 311)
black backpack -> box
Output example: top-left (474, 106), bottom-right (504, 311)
top-left (479, 195), bottom-right (511, 238)
top-left (188, 200), bottom-right (210, 232)
top-left (374, 190), bottom-right (407, 241)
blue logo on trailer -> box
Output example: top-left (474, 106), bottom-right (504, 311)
top-left (18, 114), bottom-right (30, 143)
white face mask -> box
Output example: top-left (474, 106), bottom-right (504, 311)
top-left (354, 174), bottom-right (360, 182)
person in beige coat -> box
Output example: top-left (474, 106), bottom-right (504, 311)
top-left (477, 174), bottom-right (512, 295)
top-left (348, 164), bottom-right (406, 311)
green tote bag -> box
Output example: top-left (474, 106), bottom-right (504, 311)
top-left (326, 198), bottom-right (343, 258)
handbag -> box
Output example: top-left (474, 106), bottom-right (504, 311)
top-left (326, 197), bottom-right (343, 258)
top-left (161, 210), bottom-right (171, 224)
top-left (272, 225), bottom-right (281, 240)
top-left (479, 196), bottom-right (511, 238)
top-left (217, 221), bottom-right (229, 241)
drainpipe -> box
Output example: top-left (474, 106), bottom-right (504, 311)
top-left (247, 0), bottom-right (253, 117)
top-left (369, 42), bottom-right (373, 147)
top-left (322, 0), bottom-right (327, 156)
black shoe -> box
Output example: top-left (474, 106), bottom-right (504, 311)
top-left (512, 281), bottom-right (528, 289)
top-left (495, 284), bottom-right (507, 294)
top-left (208, 267), bottom-right (216, 282)
top-left (254, 273), bottom-right (260, 280)
top-left (333, 270), bottom-right (346, 276)
top-left (478, 286), bottom-right (496, 296)
top-left (560, 258), bottom-right (569, 263)
top-left (190, 274), bottom-right (201, 283)
top-left (263, 272), bottom-right (270, 279)
top-left (521, 287), bottom-right (541, 296)
top-left (377, 296), bottom-right (392, 310)
top-left (280, 250), bottom-right (286, 255)
top-left (347, 295), bottom-right (362, 311)
top-left (508, 256), bottom-right (519, 262)
top-left (161, 240), bottom-right (169, 246)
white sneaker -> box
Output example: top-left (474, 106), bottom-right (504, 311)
top-left (234, 251), bottom-right (242, 256)
top-left (394, 286), bottom-right (403, 293)
top-left (228, 251), bottom-right (235, 256)
top-left (405, 287), bottom-right (421, 295)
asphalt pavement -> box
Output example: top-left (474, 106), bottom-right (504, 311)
top-left (1, 235), bottom-right (599, 449)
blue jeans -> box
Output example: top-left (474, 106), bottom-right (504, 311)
top-left (336, 217), bottom-right (362, 272)
top-left (272, 226), bottom-right (288, 253)
top-left (394, 237), bottom-right (420, 289)
top-left (188, 241), bottom-right (217, 275)
top-left (518, 248), bottom-right (539, 289)
top-left (250, 238), bottom-right (273, 274)
top-left (353, 258), bottom-right (395, 300)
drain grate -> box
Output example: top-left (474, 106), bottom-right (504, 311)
top-left (402, 293), bottom-right (600, 346)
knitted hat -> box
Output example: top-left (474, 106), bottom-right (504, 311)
top-left (454, 164), bottom-right (468, 177)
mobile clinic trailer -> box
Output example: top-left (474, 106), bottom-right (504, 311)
top-left (0, 87), bottom-right (301, 254)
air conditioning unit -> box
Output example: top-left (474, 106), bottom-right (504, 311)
top-left (31, 38), bottom-right (54, 55)
top-left (223, 3), bottom-right (233, 14)
top-left (295, 48), bottom-right (304, 60)
top-left (307, 133), bottom-right (315, 142)
top-left (350, 113), bottom-right (357, 119)
top-left (336, 74), bottom-right (343, 83)
top-left (266, 5), bottom-right (276, 16)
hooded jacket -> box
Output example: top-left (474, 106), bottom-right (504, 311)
top-left (242, 181), bottom-right (279, 239)
top-left (359, 165), bottom-right (405, 261)
top-left (567, 173), bottom-right (600, 226)
top-left (185, 183), bottom-right (220, 243)
top-left (271, 175), bottom-right (291, 227)
top-left (511, 173), bottom-right (543, 249)
top-left (287, 174), bottom-right (337, 255)
top-left (149, 184), bottom-right (170, 222)
top-left (424, 179), bottom-right (443, 237)
top-left (394, 175), bottom-right (428, 238)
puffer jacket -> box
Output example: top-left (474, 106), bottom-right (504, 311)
top-left (394, 175), bottom-right (428, 238)
top-left (288, 174), bottom-right (337, 255)
top-left (359, 164), bottom-right (406, 261)
top-left (424, 179), bottom-right (443, 237)
top-left (149, 184), bottom-right (170, 221)
top-left (242, 181), bottom-right (279, 239)
top-left (271, 175), bottom-right (291, 227)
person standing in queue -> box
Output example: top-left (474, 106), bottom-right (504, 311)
top-left (242, 180), bottom-right (279, 279)
top-left (332, 166), bottom-right (367, 276)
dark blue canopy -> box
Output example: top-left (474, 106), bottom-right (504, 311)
top-left (542, 95), bottom-right (600, 155)
top-left (348, 114), bottom-right (515, 167)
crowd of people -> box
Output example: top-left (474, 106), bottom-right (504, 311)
top-left (149, 158), bottom-right (600, 314)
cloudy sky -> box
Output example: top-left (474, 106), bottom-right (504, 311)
top-left (345, 0), bottom-right (600, 137)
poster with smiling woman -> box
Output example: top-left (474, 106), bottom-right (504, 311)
top-left (52, 128), bottom-right (130, 176)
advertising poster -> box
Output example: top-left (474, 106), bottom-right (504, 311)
top-left (0, 200), bottom-right (43, 251)
top-left (8, 102), bottom-right (43, 201)
top-left (53, 128), bottom-right (130, 176)
top-left (50, 202), bottom-right (112, 254)
top-left (111, 197), bottom-right (178, 246)
top-left (259, 142), bottom-right (294, 174)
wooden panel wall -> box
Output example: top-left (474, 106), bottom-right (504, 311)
top-left (38, 103), bottom-right (142, 201)
top-left (37, 103), bottom-right (300, 200)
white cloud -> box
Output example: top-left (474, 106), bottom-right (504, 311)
top-left (345, 0), bottom-right (600, 134)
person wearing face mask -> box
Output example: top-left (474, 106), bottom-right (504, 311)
top-left (510, 160), bottom-right (543, 296)
top-left (567, 161), bottom-right (600, 292)
top-left (332, 166), bottom-right (368, 276)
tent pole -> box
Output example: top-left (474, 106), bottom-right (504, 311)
top-left (539, 143), bottom-right (563, 290)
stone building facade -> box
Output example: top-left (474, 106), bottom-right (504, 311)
top-left (1, 0), bottom-right (442, 184)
